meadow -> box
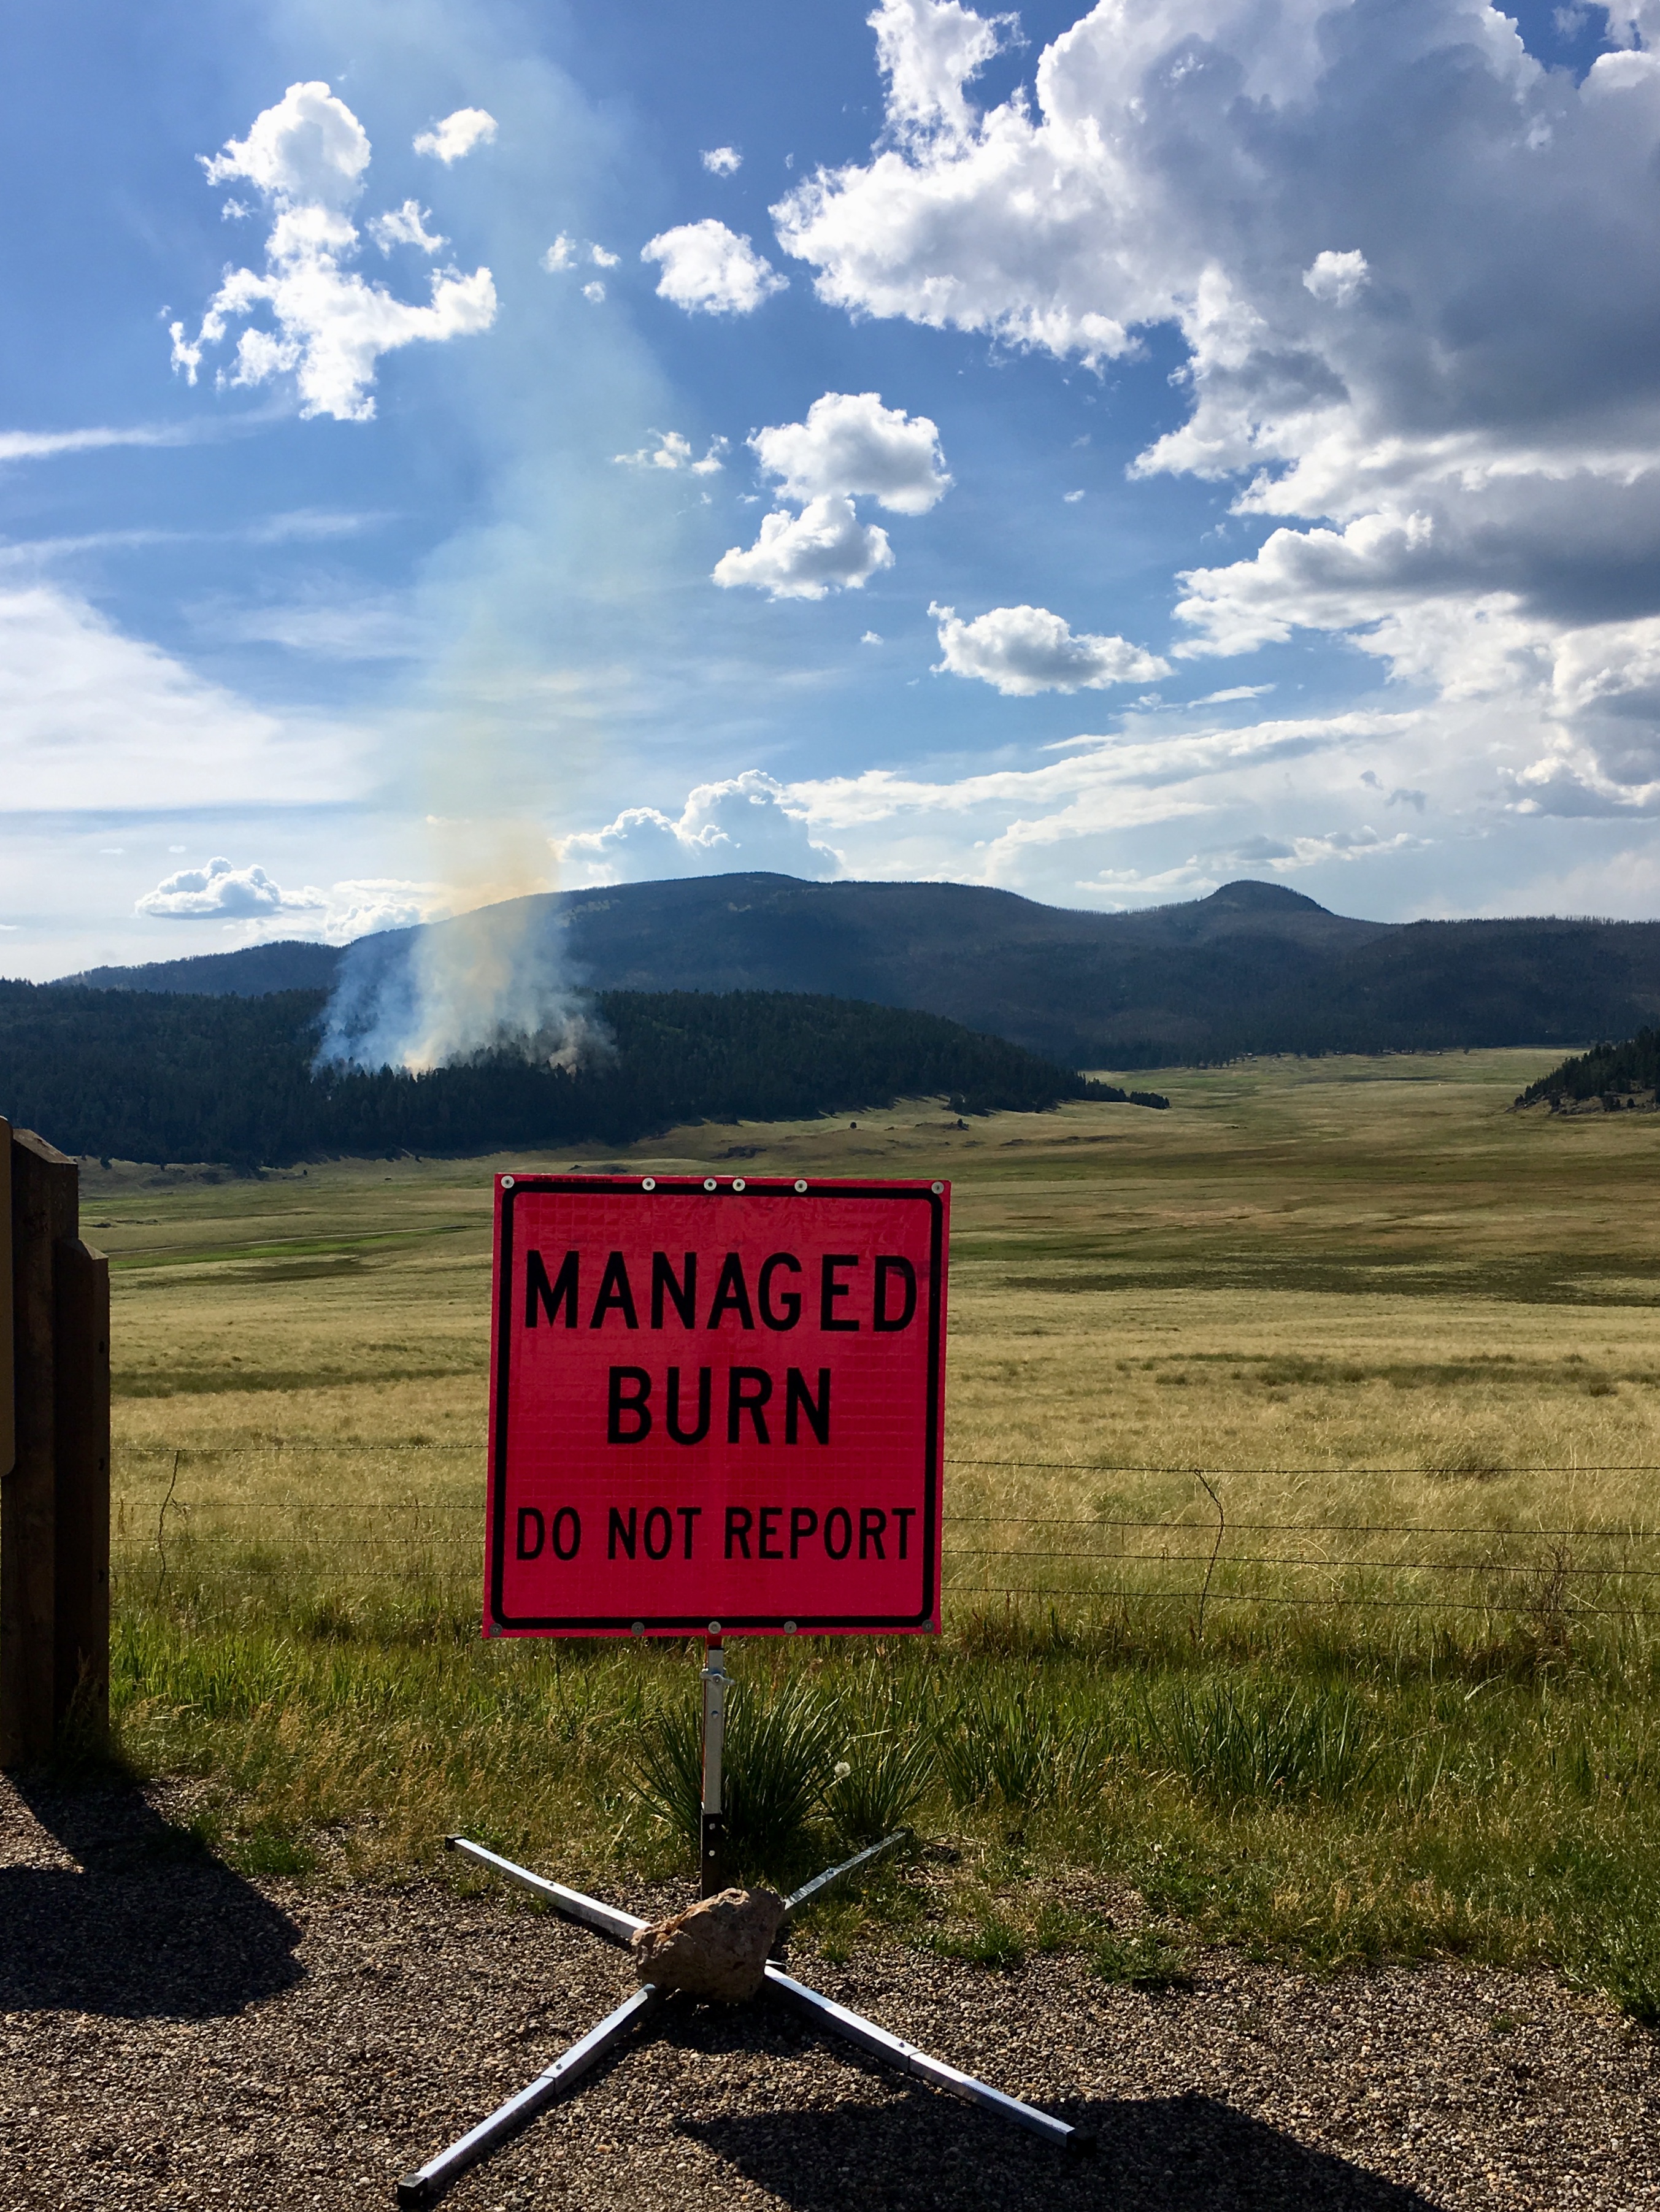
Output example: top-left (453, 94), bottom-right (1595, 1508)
top-left (94, 1048), bottom-right (1660, 2018)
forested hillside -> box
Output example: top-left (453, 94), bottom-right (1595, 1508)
top-left (69, 872), bottom-right (1660, 1064)
top-left (1515, 1032), bottom-right (1660, 1107)
top-left (0, 983), bottom-right (1151, 1168)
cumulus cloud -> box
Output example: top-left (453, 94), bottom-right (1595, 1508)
top-left (367, 200), bottom-right (446, 255)
top-left (561, 772), bottom-right (841, 884)
top-left (873, 0), bottom-right (1020, 145)
top-left (1302, 250), bottom-right (1368, 305)
top-left (413, 108), bottom-right (498, 164)
top-left (932, 602), bottom-right (1169, 695)
top-left (772, 0), bottom-right (1660, 812)
top-left (201, 80), bottom-right (370, 205)
top-left (715, 392), bottom-right (946, 598)
top-left (171, 82), bottom-right (496, 423)
top-left (702, 145), bottom-right (743, 175)
top-left (542, 234), bottom-right (618, 275)
top-left (613, 429), bottom-right (725, 474)
top-left (136, 859), bottom-right (443, 940)
top-left (642, 220), bottom-right (786, 314)
top-left (713, 496), bottom-right (893, 599)
top-left (318, 881), bottom-right (444, 940)
top-left (137, 856), bottom-right (319, 921)
top-left (751, 391), bottom-right (949, 515)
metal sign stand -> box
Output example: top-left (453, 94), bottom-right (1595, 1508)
top-left (397, 1827), bottom-right (1091, 2207)
top-left (398, 1634), bottom-right (1090, 2205)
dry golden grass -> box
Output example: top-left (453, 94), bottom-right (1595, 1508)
top-left (99, 1046), bottom-right (1660, 1624)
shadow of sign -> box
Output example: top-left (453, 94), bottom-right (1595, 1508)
top-left (680, 2083), bottom-right (1438, 2212)
top-left (0, 1776), bottom-right (302, 2019)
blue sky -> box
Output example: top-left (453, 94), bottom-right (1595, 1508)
top-left (6, 0), bottom-right (1660, 977)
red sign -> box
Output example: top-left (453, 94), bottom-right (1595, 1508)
top-left (485, 1175), bottom-right (948, 1637)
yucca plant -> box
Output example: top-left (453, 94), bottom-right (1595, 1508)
top-left (629, 1697), bottom-right (705, 1843)
top-left (934, 1684), bottom-right (1070, 1811)
top-left (822, 1728), bottom-right (936, 1846)
top-left (819, 1661), bottom-right (937, 1845)
top-left (1143, 1678), bottom-right (1381, 1805)
top-left (629, 1673), bottom-right (839, 1875)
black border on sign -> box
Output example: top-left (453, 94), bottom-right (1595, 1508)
top-left (487, 1178), bottom-right (946, 1635)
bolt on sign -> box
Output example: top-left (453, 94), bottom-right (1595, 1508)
top-left (485, 1174), bottom-right (948, 1637)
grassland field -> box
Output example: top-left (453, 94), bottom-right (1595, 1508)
top-left (83, 1048), bottom-right (1660, 2017)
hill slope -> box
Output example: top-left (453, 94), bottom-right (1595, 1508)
top-left (64, 872), bottom-right (1660, 1064)
top-left (0, 983), bottom-right (1124, 1167)
top-left (1515, 1032), bottom-right (1660, 1108)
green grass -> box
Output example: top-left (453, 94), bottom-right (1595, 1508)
top-left (108, 1223), bottom-right (471, 1272)
top-left (107, 1567), bottom-right (1660, 2019)
top-left (1089, 1927), bottom-right (1194, 1992)
top-left (936, 1909), bottom-right (1026, 1970)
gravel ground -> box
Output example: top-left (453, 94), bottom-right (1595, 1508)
top-left (3, 1776), bottom-right (1656, 2210)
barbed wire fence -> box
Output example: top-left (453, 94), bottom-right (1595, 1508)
top-left (108, 1446), bottom-right (1660, 1629)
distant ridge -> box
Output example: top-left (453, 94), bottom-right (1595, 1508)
top-left (58, 872), bottom-right (1660, 1066)
top-left (68, 939), bottom-right (344, 996)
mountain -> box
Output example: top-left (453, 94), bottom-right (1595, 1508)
top-left (61, 872), bottom-right (1660, 1065)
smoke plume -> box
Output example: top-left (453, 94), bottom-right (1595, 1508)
top-left (313, 893), bottom-right (605, 1072)
top-left (312, 787), bottom-right (604, 1075)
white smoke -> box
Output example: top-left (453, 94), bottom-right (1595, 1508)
top-left (313, 896), bottom-right (604, 1074)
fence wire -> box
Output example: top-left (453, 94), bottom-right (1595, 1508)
top-left (106, 1445), bottom-right (1660, 1623)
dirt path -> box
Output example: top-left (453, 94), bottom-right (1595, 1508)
top-left (3, 1777), bottom-right (1654, 2210)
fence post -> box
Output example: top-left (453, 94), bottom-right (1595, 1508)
top-left (0, 1124), bottom-right (12, 1495)
top-left (55, 1240), bottom-right (110, 1742)
top-left (0, 1130), bottom-right (106, 1765)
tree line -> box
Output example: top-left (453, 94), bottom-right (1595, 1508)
top-left (0, 981), bottom-right (1165, 1169)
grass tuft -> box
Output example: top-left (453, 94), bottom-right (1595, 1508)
top-left (937, 1910), bottom-right (1026, 1970)
top-left (1089, 1926), bottom-right (1194, 1992)
top-left (1143, 1678), bottom-right (1382, 1805)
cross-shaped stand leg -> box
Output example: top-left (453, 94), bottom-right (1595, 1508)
top-left (397, 1832), bottom-right (1092, 2204)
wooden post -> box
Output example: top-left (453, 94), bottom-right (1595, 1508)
top-left (0, 1122), bottom-right (12, 1489)
top-left (55, 1240), bottom-right (110, 1742)
top-left (0, 1130), bottom-right (107, 1765)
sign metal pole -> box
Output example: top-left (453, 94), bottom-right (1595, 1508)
top-left (699, 1633), bottom-right (727, 1897)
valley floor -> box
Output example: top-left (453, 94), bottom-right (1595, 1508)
top-left (12, 1048), bottom-right (1660, 2203)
